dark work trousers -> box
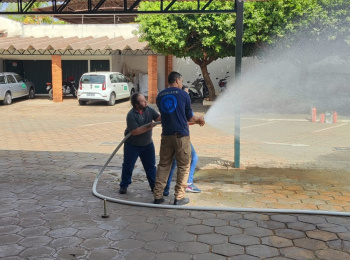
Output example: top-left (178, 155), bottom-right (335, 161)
top-left (153, 135), bottom-right (191, 200)
top-left (120, 141), bottom-right (156, 190)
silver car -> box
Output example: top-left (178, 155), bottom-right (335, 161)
top-left (77, 72), bottom-right (135, 106)
top-left (0, 72), bottom-right (35, 105)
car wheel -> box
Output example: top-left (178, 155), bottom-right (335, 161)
top-left (28, 87), bottom-right (35, 99)
top-left (108, 93), bottom-right (116, 106)
top-left (79, 100), bottom-right (86, 106)
top-left (3, 92), bottom-right (12, 105)
top-left (49, 89), bottom-right (53, 100)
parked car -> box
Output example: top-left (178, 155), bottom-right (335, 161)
top-left (77, 72), bottom-right (135, 106)
top-left (0, 72), bottom-right (35, 105)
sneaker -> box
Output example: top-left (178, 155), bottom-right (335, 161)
top-left (174, 197), bottom-right (190, 205)
top-left (185, 184), bottom-right (201, 193)
top-left (119, 187), bottom-right (127, 194)
top-left (154, 197), bottom-right (165, 204)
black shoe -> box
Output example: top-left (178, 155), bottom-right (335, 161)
top-left (119, 187), bottom-right (127, 194)
top-left (174, 197), bottom-right (189, 205)
top-left (154, 197), bottom-right (165, 204)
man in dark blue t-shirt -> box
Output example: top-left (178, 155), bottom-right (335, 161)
top-left (153, 71), bottom-right (205, 205)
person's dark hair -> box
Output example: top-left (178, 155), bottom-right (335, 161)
top-left (130, 92), bottom-right (141, 108)
top-left (168, 71), bottom-right (182, 84)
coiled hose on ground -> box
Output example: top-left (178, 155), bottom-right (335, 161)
top-left (92, 121), bottom-right (350, 216)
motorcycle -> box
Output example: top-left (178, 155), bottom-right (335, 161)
top-left (187, 74), bottom-right (209, 103)
top-left (216, 71), bottom-right (230, 93)
top-left (46, 76), bottom-right (77, 99)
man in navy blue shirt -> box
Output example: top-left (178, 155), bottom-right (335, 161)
top-left (153, 71), bottom-right (205, 205)
top-left (119, 93), bottom-right (161, 194)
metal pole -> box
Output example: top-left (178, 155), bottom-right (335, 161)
top-left (234, 0), bottom-right (244, 168)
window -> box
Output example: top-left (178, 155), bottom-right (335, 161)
top-left (6, 75), bottom-right (16, 83)
top-left (110, 74), bottom-right (118, 83)
top-left (13, 74), bottom-right (24, 83)
top-left (117, 74), bottom-right (127, 83)
top-left (0, 75), bottom-right (5, 84)
top-left (81, 75), bottom-right (105, 84)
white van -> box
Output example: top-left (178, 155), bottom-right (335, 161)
top-left (77, 72), bottom-right (135, 106)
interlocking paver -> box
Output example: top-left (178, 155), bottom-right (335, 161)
top-left (215, 225), bottom-right (242, 236)
top-left (194, 253), bottom-right (226, 260)
top-left (202, 218), bottom-right (228, 227)
top-left (112, 238), bottom-right (144, 249)
top-left (144, 240), bottom-right (177, 252)
top-left (287, 221), bottom-right (316, 231)
top-left (258, 220), bottom-right (286, 229)
top-left (212, 243), bottom-right (245, 256)
top-left (261, 235), bottom-right (293, 248)
top-left (178, 241), bottom-right (210, 254)
top-left (198, 233), bottom-right (227, 245)
top-left (280, 247), bottom-right (315, 260)
top-left (18, 236), bottom-right (52, 247)
top-left (315, 248), bottom-right (350, 260)
top-left (186, 225), bottom-right (213, 235)
top-left (306, 230), bottom-right (338, 241)
top-left (157, 252), bottom-right (192, 260)
top-left (275, 228), bottom-right (305, 239)
top-left (135, 230), bottom-right (165, 241)
top-left (317, 223), bottom-right (349, 233)
top-left (49, 237), bottom-right (82, 249)
top-left (294, 237), bottom-right (327, 251)
top-left (167, 231), bottom-right (196, 242)
top-left (229, 234), bottom-right (260, 246)
top-left (338, 232), bottom-right (350, 241)
top-left (124, 250), bottom-right (156, 260)
top-left (244, 227), bottom-right (274, 237)
top-left (246, 244), bottom-right (280, 258)
top-left (0, 244), bottom-right (25, 258)
top-left (20, 246), bottom-right (55, 259)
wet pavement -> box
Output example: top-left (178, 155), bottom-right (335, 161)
top-left (0, 97), bottom-right (350, 259)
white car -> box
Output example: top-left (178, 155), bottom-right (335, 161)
top-left (0, 72), bottom-right (35, 105)
top-left (77, 72), bottom-right (135, 106)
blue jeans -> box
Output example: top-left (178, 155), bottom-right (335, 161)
top-left (120, 142), bottom-right (156, 190)
top-left (164, 143), bottom-right (198, 193)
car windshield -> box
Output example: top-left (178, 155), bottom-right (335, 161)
top-left (81, 75), bottom-right (105, 84)
top-left (14, 74), bottom-right (24, 83)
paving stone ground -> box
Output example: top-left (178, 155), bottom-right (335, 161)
top-left (0, 97), bottom-right (350, 259)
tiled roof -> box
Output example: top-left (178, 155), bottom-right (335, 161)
top-left (0, 35), bottom-right (152, 55)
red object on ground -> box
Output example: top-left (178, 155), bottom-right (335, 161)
top-left (333, 111), bottom-right (337, 123)
top-left (320, 113), bottom-right (325, 123)
top-left (311, 107), bottom-right (317, 122)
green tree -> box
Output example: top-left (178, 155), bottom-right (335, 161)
top-left (136, 0), bottom-right (350, 100)
top-left (1, 2), bottom-right (65, 24)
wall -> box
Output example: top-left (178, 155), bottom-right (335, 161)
top-left (0, 17), bottom-right (22, 37)
top-left (173, 57), bottom-right (243, 94)
top-left (21, 24), bottom-right (139, 39)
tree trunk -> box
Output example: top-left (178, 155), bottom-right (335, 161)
top-left (199, 65), bottom-right (216, 101)
top-left (192, 57), bottom-right (217, 101)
